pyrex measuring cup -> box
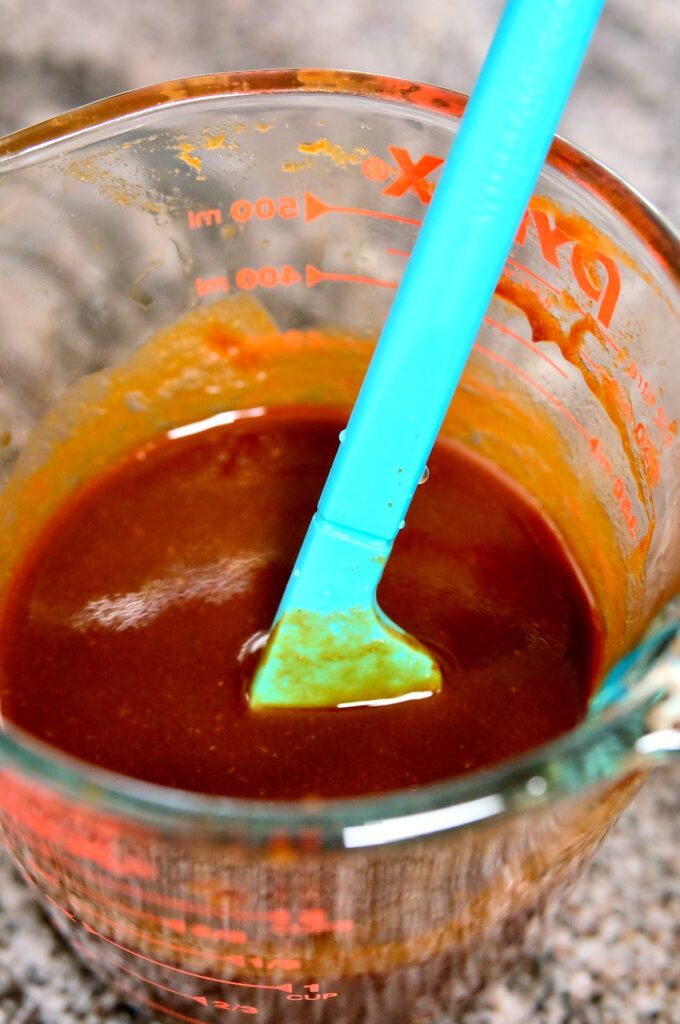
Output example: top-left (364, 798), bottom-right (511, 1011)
top-left (0, 70), bottom-right (678, 1024)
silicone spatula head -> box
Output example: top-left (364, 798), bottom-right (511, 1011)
top-left (250, 0), bottom-right (606, 711)
top-left (252, 514), bottom-right (441, 709)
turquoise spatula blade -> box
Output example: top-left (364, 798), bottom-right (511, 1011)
top-left (251, 0), bottom-right (606, 710)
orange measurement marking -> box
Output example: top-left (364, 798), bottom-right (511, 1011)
top-left (74, 940), bottom-right (209, 1006)
top-left (518, 206), bottom-right (622, 329)
top-left (68, 898), bottom-right (251, 963)
top-left (580, 349), bottom-right (600, 370)
top-left (188, 209), bottom-right (222, 230)
top-left (483, 316), bottom-right (569, 378)
top-left (25, 851), bottom-right (232, 921)
top-left (589, 437), bottom-right (613, 475)
top-left (473, 343), bottom-right (592, 440)
top-left (213, 1003), bottom-right (258, 1013)
top-left (77, 885), bottom-right (237, 936)
top-left (571, 246), bottom-right (621, 329)
top-left (115, 979), bottom-right (219, 1024)
top-left (386, 247), bottom-right (564, 304)
top-left (0, 804), bottom-right (156, 881)
top-left (476, 347), bottom-right (639, 540)
top-left (78, 942), bottom-right (263, 1013)
top-left (45, 893), bottom-right (76, 921)
top-left (228, 905), bottom-right (353, 937)
top-left (81, 920), bottom-right (295, 993)
top-left (25, 852), bottom-right (346, 941)
top-left (305, 264), bottom-right (397, 290)
top-left (28, 864), bottom-right (285, 965)
top-left (231, 195), bottom-right (299, 223)
top-left (304, 191), bottom-right (422, 227)
top-left (361, 155), bottom-right (392, 182)
top-left (383, 246), bottom-right (621, 355)
top-left (506, 256), bottom-right (561, 295)
top-left (527, 209), bottom-right (570, 268)
top-left (195, 276), bottom-right (230, 297)
top-left (382, 146), bottom-right (444, 203)
top-left (67, 896), bottom-right (300, 970)
top-left (234, 264), bottom-right (301, 290)
top-left (573, 304), bottom-right (620, 354)
top-left (503, 268), bottom-right (621, 357)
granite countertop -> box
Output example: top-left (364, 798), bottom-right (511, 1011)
top-left (0, 0), bottom-right (679, 1021)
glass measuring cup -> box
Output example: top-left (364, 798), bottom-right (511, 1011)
top-left (0, 69), bottom-right (678, 1023)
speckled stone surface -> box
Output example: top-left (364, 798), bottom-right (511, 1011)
top-left (0, 1), bottom-right (678, 1021)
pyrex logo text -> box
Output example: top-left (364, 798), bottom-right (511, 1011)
top-left (363, 146), bottom-right (622, 328)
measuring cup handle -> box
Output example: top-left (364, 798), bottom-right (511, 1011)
top-left (633, 651), bottom-right (680, 762)
top-left (592, 608), bottom-right (680, 765)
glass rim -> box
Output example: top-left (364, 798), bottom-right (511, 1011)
top-left (0, 68), bottom-right (678, 846)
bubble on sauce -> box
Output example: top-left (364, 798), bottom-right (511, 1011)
top-left (338, 429), bottom-right (346, 443)
top-left (237, 629), bottom-right (270, 703)
top-left (238, 629), bottom-right (269, 665)
top-left (526, 775), bottom-right (549, 797)
top-left (419, 465), bottom-right (430, 485)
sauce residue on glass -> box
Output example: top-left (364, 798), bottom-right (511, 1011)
top-left (0, 407), bottom-right (602, 799)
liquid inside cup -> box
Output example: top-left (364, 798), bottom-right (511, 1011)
top-left (0, 314), bottom-right (603, 798)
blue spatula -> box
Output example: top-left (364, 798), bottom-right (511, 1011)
top-left (250, 0), bottom-right (606, 710)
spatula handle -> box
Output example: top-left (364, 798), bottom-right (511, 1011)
top-left (319, 0), bottom-right (606, 543)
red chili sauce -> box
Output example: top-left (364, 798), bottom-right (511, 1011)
top-left (0, 407), bottom-right (601, 799)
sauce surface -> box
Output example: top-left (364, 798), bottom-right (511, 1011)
top-left (0, 407), bottom-right (601, 799)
